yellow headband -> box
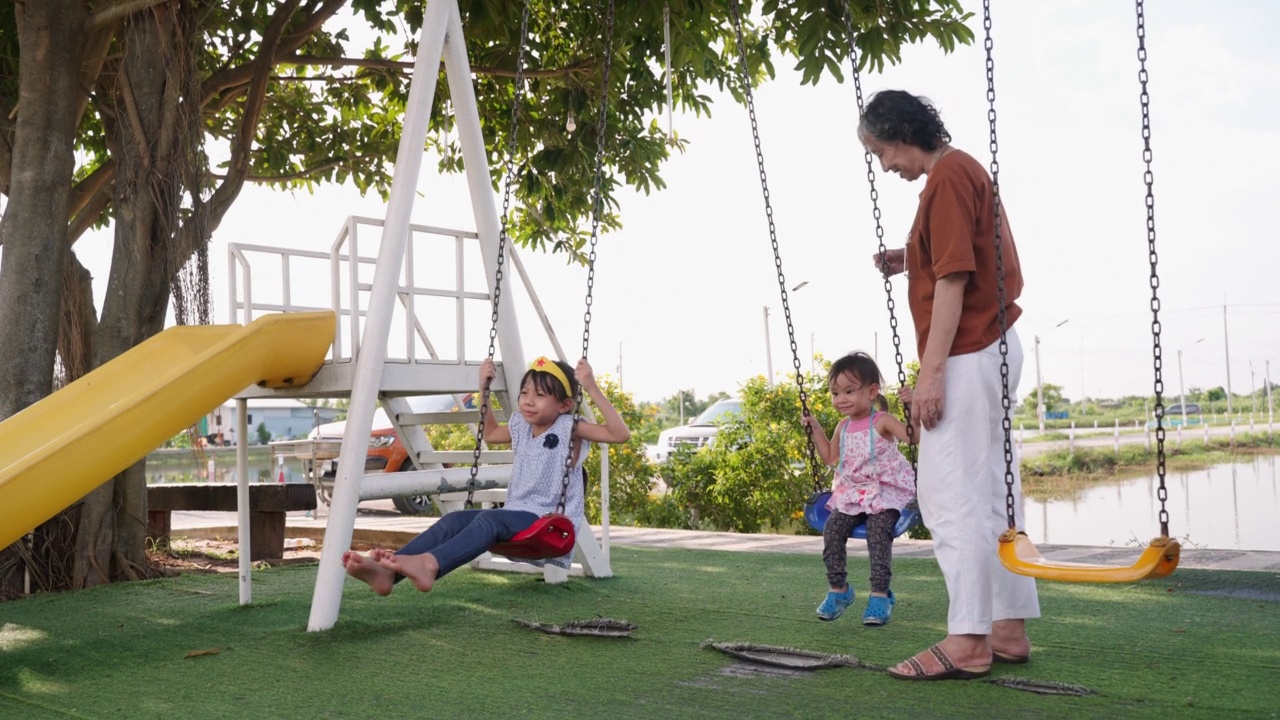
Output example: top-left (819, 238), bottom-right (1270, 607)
top-left (529, 356), bottom-right (572, 397)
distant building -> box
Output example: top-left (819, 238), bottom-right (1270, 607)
top-left (205, 399), bottom-right (342, 445)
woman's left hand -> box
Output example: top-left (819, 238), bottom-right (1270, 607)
top-left (913, 364), bottom-right (946, 430)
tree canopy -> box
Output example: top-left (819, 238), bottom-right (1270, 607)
top-left (0, 0), bottom-right (972, 594)
top-left (4, 1), bottom-right (973, 255)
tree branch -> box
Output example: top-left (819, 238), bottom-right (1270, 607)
top-left (211, 153), bottom-right (385, 184)
top-left (117, 68), bottom-right (152, 170)
top-left (200, 0), bottom-right (346, 108)
top-left (283, 54), bottom-right (599, 79)
top-left (89, 0), bottom-right (171, 31)
top-left (68, 161), bottom-right (116, 222)
top-left (202, 0), bottom-right (299, 230)
top-left (68, 185), bottom-right (113, 246)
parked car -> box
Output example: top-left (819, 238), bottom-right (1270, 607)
top-left (1146, 402), bottom-right (1203, 430)
top-left (309, 393), bottom-right (475, 515)
top-left (652, 398), bottom-right (743, 462)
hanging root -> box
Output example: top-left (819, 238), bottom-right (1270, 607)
top-left (701, 640), bottom-right (863, 670)
top-left (990, 677), bottom-right (1097, 696)
top-left (512, 617), bottom-right (636, 638)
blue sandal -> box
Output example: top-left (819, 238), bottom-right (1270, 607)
top-left (862, 590), bottom-right (895, 626)
top-left (816, 586), bottom-right (855, 621)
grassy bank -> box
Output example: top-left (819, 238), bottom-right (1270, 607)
top-left (1021, 433), bottom-right (1279, 500)
top-left (2, 548), bottom-right (1278, 719)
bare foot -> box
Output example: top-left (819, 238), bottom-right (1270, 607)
top-left (378, 552), bottom-right (440, 593)
top-left (342, 551), bottom-right (395, 596)
top-left (369, 547), bottom-right (395, 563)
top-left (990, 619), bottom-right (1031, 660)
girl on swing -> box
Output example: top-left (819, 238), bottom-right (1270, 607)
top-left (342, 356), bottom-right (630, 595)
top-left (800, 351), bottom-right (916, 625)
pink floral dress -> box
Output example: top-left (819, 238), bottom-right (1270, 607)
top-left (826, 410), bottom-right (917, 516)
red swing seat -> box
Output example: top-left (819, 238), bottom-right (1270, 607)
top-left (488, 513), bottom-right (577, 560)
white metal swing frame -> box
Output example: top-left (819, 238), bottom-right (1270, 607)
top-left (306, 0), bottom-right (612, 632)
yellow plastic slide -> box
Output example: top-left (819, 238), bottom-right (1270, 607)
top-left (0, 311), bottom-right (335, 550)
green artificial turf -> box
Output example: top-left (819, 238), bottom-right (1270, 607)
top-left (1, 548), bottom-right (1277, 719)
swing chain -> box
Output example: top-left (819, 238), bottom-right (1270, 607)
top-left (727, 0), bottom-right (823, 492)
top-left (978, 0), bottom-right (1019, 531)
top-left (1136, 0), bottom-right (1169, 537)
top-left (840, 2), bottom-right (915, 456)
top-left (466, 0), bottom-right (533, 506)
top-left (557, 0), bottom-right (618, 515)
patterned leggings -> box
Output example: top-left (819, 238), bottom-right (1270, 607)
top-left (822, 509), bottom-right (899, 594)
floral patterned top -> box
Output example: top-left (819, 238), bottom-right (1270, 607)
top-left (826, 410), bottom-right (916, 516)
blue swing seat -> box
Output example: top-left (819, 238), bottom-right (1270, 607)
top-left (803, 491), bottom-right (921, 539)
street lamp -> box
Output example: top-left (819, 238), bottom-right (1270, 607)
top-left (1177, 338), bottom-right (1204, 430)
top-left (1034, 318), bottom-right (1070, 432)
top-left (790, 281), bottom-right (812, 375)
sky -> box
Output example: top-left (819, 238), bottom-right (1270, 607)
top-left (13, 0), bottom-right (1280, 407)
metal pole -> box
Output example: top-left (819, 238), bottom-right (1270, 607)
top-left (307, 0), bottom-right (453, 632)
top-left (763, 306), bottom-right (773, 386)
top-left (236, 398), bottom-right (251, 605)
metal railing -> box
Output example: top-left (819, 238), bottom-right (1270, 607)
top-left (227, 216), bottom-right (567, 369)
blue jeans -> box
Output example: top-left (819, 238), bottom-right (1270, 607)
top-left (394, 509), bottom-right (539, 580)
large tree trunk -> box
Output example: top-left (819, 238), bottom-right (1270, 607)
top-left (0, 1), bottom-right (90, 598)
top-left (80, 2), bottom-right (204, 586)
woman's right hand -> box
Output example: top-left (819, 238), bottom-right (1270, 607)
top-left (871, 247), bottom-right (906, 277)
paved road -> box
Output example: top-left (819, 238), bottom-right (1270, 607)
top-left (172, 497), bottom-right (1280, 574)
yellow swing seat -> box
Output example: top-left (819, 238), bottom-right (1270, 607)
top-left (997, 530), bottom-right (1180, 583)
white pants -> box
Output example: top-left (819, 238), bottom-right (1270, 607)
top-left (917, 327), bottom-right (1040, 635)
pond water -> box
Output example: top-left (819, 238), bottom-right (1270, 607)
top-left (1024, 455), bottom-right (1279, 552)
top-left (147, 450), bottom-right (1279, 553)
top-left (146, 451), bottom-right (310, 486)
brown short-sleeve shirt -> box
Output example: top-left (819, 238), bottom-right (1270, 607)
top-left (906, 149), bottom-right (1023, 359)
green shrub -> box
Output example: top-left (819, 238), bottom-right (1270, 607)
top-left (584, 377), bottom-right (659, 525)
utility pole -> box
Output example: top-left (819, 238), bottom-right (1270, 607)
top-left (1267, 360), bottom-right (1274, 434)
top-left (762, 306), bottom-right (774, 386)
top-left (1079, 336), bottom-right (1086, 415)
top-left (1177, 339), bottom-right (1204, 432)
top-left (1035, 335), bottom-right (1045, 432)
top-left (616, 342), bottom-right (623, 389)
top-left (1224, 303), bottom-right (1233, 418)
top-left (1033, 319), bottom-right (1068, 433)
top-left (1250, 361), bottom-right (1257, 420)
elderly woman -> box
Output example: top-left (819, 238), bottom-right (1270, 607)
top-left (859, 90), bottom-right (1039, 681)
